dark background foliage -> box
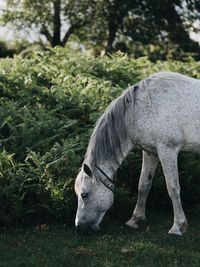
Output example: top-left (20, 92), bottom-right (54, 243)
top-left (1, 0), bottom-right (200, 60)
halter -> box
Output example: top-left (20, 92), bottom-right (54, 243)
top-left (95, 164), bottom-right (115, 193)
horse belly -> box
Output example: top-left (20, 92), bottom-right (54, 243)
top-left (182, 120), bottom-right (200, 154)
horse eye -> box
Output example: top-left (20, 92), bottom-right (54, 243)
top-left (81, 192), bottom-right (88, 199)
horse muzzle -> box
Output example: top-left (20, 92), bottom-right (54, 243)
top-left (75, 222), bottom-right (100, 235)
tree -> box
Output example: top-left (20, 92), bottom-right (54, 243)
top-left (1, 0), bottom-right (200, 57)
top-left (76, 0), bottom-right (200, 56)
top-left (184, 0), bottom-right (200, 37)
top-left (1, 0), bottom-right (93, 47)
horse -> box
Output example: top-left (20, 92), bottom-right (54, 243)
top-left (74, 71), bottom-right (200, 236)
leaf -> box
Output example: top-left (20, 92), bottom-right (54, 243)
top-left (73, 247), bottom-right (103, 256)
top-left (41, 224), bottom-right (47, 230)
top-left (121, 248), bottom-right (135, 254)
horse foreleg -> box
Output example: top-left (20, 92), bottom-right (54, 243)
top-left (157, 144), bottom-right (187, 236)
top-left (126, 150), bottom-right (158, 229)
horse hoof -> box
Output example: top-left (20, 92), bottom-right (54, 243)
top-left (168, 232), bottom-right (182, 237)
top-left (168, 228), bottom-right (183, 237)
top-left (125, 220), bottom-right (139, 229)
top-left (125, 218), bottom-right (146, 230)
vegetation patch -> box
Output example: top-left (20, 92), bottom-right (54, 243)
top-left (0, 47), bottom-right (200, 227)
top-left (1, 214), bottom-right (200, 266)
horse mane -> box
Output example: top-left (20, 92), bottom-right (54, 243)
top-left (85, 84), bottom-right (137, 169)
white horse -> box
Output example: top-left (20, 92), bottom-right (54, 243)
top-left (75, 72), bottom-right (200, 236)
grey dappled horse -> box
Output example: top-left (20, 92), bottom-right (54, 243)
top-left (74, 72), bottom-right (200, 236)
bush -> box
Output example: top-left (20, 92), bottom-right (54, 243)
top-left (1, 47), bottom-right (200, 227)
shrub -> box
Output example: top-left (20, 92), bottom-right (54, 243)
top-left (0, 47), bottom-right (200, 226)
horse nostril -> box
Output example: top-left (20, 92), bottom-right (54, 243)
top-left (75, 224), bottom-right (87, 235)
top-left (75, 223), bottom-right (97, 235)
top-left (75, 225), bottom-right (82, 235)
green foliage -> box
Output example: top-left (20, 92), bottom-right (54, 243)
top-left (0, 39), bottom-right (34, 58)
top-left (2, 0), bottom-right (200, 58)
top-left (0, 40), bottom-right (15, 58)
top-left (2, 0), bottom-right (94, 47)
top-left (1, 47), bottom-right (200, 227)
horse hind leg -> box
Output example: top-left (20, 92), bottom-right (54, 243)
top-left (126, 151), bottom-right (159, 229)
top-left (157, 144), bottom-right (187, 236)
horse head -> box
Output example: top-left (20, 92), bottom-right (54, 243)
top-left (75, 163), bottom-right (114, 234)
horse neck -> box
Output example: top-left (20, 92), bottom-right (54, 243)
top-left (96, 139), bottom-right (134, 180)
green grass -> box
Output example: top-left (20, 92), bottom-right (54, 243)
top-left (1, 212), bottom-right (200, 267)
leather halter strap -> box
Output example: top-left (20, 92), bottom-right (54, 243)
top-left (95, 164), bottom-right (115, 193)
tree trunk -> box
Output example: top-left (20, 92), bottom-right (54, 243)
top-left (52, 0), bottom-right (61, 47)
top-left (104, 21), bottom-right (118, 54)
top-left (103, 0), bottom-right (131, 54)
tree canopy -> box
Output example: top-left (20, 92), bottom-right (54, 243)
top-left (1, 0), bottom-right (200, 57)
top-left (2, 0), bottom-right (93, 47)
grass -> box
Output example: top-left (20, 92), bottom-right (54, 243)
top-left (0, 212), bottom-right (200, 267)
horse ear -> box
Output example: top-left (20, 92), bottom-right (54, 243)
top-left (83, 164), bottom-right (92, 177)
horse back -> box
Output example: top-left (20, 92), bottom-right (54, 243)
top-left (132, 72), bottom-right (200, 153)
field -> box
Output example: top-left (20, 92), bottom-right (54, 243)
top-left (1, 212), bottom-right (200, 267)
top-left (1, 47), bottom-right (200, 227)
top-left (1, 47), bottom-right (200, 265)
